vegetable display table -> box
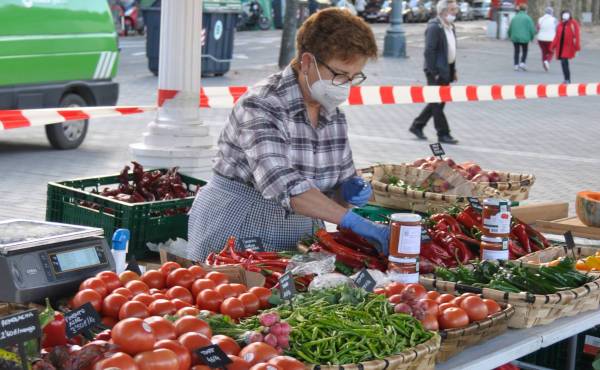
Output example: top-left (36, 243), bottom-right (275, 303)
top-left (438, 309), bottom-right (600, 370)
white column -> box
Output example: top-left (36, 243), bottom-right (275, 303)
top-left (130, 0), bottom-right (215, 179)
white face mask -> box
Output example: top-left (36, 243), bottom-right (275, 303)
top-left (562, 13), bottom-right (571, 21)
top-left (304, 56), bottom-right (351, 112)
top-left (445, 14), bottom-right (456, 23)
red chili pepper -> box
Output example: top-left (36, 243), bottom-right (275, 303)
top-left (509, 240), bottom-right (527, 259)
top-left (454, 234), bottom-right (481, 254)
top-left (430, 214), bottom-right (463, 234)
top-left (206, 253), bottom-right (216, 265)
top-left (511, 224), bottom-right (531, 254)
top-left (335, 229), bottom-right (380, 256)
top-left (456, 210), bottom-right (478, 229)
top-left (430, 230), bottom-right (474, 265)
top-left (515, 218), bottom-right (550, 250)
top-left (421, 240), bottom-right (455, 263)
top-left (464, 206), bottom-right (483, 225)
top-left (316, 229), bottom-right (377, 263)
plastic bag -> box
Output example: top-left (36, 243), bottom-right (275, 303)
top-left (286, 251), bottom-right (336, 276)
top-left (308, 273), bottom-right (354, 291)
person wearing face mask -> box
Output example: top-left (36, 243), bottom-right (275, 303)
top-left (551, 10), bottom-right (581, 84)
top-left (187, 8), bottom-right (389, 262)
top-left (409, 0), bottom-right (460, 145)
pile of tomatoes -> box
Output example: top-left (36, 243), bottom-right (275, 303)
top-left (71, 261), bottom-right (274, 327)
top-left (375, 283), bottom-right (503, 331)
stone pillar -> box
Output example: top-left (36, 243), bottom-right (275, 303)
top-left (130, 0), bottom-right (215, 179)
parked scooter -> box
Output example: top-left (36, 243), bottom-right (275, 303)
top-left (237, 0), bottom-right (270, 31)
top-left (121, 0), bottom-right (145, 35)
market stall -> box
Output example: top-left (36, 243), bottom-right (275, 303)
top-left (2, 148), bottom-right (600, 370)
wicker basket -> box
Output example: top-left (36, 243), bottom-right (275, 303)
top-left (483, 172), bottom-right (535, 201)
top-left (421, 274), bottom-right (600, 329)
top-left (305, 334), bottom-right (441, 370)
top-left (0, 302), bottom-right (43, 316)
top-left (518, 245), bottom-right (600, 269)
top-left (437, 303), bottom-right (514, 362)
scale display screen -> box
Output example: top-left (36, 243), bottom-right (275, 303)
top-left (49, 247), bottom-right (102, 274)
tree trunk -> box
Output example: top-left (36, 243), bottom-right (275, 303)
top-left (593, 0), bottom-right (600, 23)
top-left (278, 0), bottom-right (299, 69)
top-left (527, 0), bottom-right (541, 24)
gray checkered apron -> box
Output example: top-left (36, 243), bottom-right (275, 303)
top-left (187, 174), bottom-right (317, 262)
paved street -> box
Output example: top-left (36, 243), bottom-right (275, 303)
top-left (1, 20), bottom-right (599, 221)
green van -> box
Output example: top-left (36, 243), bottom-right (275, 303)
top-left (0, 0), bottom-right (120, 149)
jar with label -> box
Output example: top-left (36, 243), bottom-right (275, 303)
top-left (388, 213), bottom-right (422, 283)
top-left (480, 235), bottom-right (509, 261)
top-left (482, 199), bottom-right (512, 237)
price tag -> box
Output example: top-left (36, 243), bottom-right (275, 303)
top-left (239, 237), bottom-right (264, 252)
top-left (467, 197), bottom-right (483, 212)
top-left (430, 143), bottom-right (445, 158)
top-left (64, 303), bottom-right (101, 339)
top-left (126, 255), bottom-right (142, 276)
top-left (564, 231), bottom-right (575, 249)
top-left (196, 344), bottom-right (232, 368)
top-left (421, 229), bottom-right (432, 242)
top-left (0, 309), bottom-right (41, 348)
top-left (278, 272), bottom-right (296, 301)
top-left (354, 268), bottom-right (376, 292)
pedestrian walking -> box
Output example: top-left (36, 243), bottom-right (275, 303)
top-left (551, 10), bottom-right (580, 84)
top-left (355, 0), bottom-right (366, 17)
top-left (409, 0), bottom-right (460, 145)
top-left (537, 7), bottom-right (558, 71)
top-left (508, 4), bottom-right (536, 71)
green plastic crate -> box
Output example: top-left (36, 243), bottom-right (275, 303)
top-left (46, 171), bottom-right (206, 259)
top-left (352, 204), bottom-right (402, 223)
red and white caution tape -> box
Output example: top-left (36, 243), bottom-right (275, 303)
top-left (2, 82), bottom-right (599, 130)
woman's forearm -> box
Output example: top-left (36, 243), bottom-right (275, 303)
top-left (290, 188), bottom-right (348, 224)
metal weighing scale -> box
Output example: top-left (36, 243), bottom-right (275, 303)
top-left (0, 219), bottom-right (115, 303)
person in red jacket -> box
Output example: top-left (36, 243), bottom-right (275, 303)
top-left (551, 10), bottom-right (581, 83)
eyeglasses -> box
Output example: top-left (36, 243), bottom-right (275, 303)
top-left (315, 57), bottom-right (367, 86)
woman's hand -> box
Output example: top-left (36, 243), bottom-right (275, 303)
top-left (341, 176), bottom-right (372, 207)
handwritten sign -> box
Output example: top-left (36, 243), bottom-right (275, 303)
top-left (196, 344), bottom-right (232, 368)
top-left (239, 237), bottom-right (264, 252)
top-left (0, 309), bottom-right (41, 348)
top-left (354, 268), bottom-right (377, 292)
top-left (564, 231), bottom-right (575, 249)
top-left (430, 143), bottom-right (445, 158)
top-left (64, 303), bottom-right (101, 338)
top-left (278, 272), bottom-right (296, 300)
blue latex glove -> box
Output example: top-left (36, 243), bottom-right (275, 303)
top-left (340, 210), bottom-right (390, 255)
top-left (341, 176), bottom-right (372, 207)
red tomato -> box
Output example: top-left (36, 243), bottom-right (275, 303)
top-left (417, 299), bottom-right (439, 316)
top-left (425, 291), bottom-right (440, 301)
top-left (215, 284), bottom-right (236, 300)
top-left (211, 334), bottom-right (241, 356)
top-left (177, 307), bottom-right (200, 317)
top-left (80, 277), bottom-right (109, 298)
top-left (228, 283), bottom-right (247, 297)
top-left (483, 299), bottom-right (501, 315)
top-left (188, 265), bottom-right (207, 280)
top-left (102, 293), bottom-right (129, 319)
top-left (171, 299), bottom-right (192, 310)
top-left (119, 271), bottom-right (140, 285)
top-left (226, 355), bottom-right (252, 370)
top-left (238, 293), bottom-right (260, 316)
top-left (388, 294), bottom-right (403, 305)
top-left (250, 364), bottom-right (281, 370)
top-left (166, 268), bottom-right (194, 289)
top-left (196, 289), bottom-right (224, 312)
top-left (141, 270), bottom-right (166, 290)
top-left (221, 298), bottom-right (245, 320)
top-left (101, 316), bottom-right (118, 329)
top-left (438, 302), bottom-right (458, 313)
top-left (125, 280), bottom-right (150, 296)
top-left (452, 296), bottom-right (466, 307)
top-left (385, 282), bottom-right (405, 297)
top-left (421, 314), bottom-right (439, 331)
top-left (154, 339), bottom-right (191, 370)
top-left (205, 271), bottom-right (229, 286)
top-left (72, 289), bottom-right (103, 312)
top-left (460, 296), bottom-right (489, 322)
top-left (373, 288), bottom-right (386, 295)
top-left (113, 287), bottom-right (134, 300)
top-left (149, 288), bottom-right (162, 295)
top-left (93, 352), bottom-right (137, 370)
top-left (436, 294), bottom-right (455, 304)
top-left (439, 307), bottom-right (470, 330)
top-left (248, 287), bottom-right (271, 309)
top-left (119, 301), bottom-right (151, 320)
top-left (178, 332), bottom-right (211, 364)
top-left (166, 286), bottom-right (194, 304)
top-left (144, 316), bottom-right (177, 341)
top-left (112, 318), bottom-right (156, 355)
top-left (132, 293), bottom-right (156, 307)
top-left (191, 366), bottom-right (211, 370)
top-left (401, 284), bottom-right (427, 301)
top-left (96, 271), bottom-right (122, 293)
top-left (152, 293), bottom-right (169, 301)
top-left (149, 299), bottom-right (177, 316)
top-left (191, 279), bottom-right (217, 297)
top-left (159, 261), bottom-right (181, 277)
top-left (134, 348), bottom-right (179, 370)
top-left (239, 342), bottom-right (278, 365)
top-left (174, 316), bottom-right (212, 337)
top-left (268, 355), bottom-right (305, 370)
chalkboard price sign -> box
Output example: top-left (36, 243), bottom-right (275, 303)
top-left (196, 344), bottom-right (232, 368)
top-left (239, 237), bottom-right (264, 252)
top-left (64, 302), bottom-right (101, 338)
top-left (0, 309), bottom-right (41, 348)
top-left (354, 268), bottom-right (376, 292)
top-left (430, 143), bottom-right (445, 158)
top-left (278, 272), bottom-right (296, 301)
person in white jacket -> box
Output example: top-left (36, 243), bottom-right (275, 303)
top-left (537, 7), bottom-right (558, 71)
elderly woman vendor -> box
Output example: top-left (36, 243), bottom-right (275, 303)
top-left (188, 8), bottom-right (389, 261)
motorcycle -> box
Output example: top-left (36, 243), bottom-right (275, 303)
top-left (237, 0), bottom-right (270, 31)
top-left (110, 0), bottom-right (144, 36)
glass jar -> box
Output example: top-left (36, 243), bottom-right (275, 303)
top-left (482, 199), bottom-right (512, 238)
top-left (388, 256), bottom-right (419, 283)
top-left (480, 235), bottom-right (509, 261)
top-left (388, 213), bottom-right (422, 258)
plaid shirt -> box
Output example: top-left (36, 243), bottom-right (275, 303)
top-left (213, 66), bottom-right (356, 212)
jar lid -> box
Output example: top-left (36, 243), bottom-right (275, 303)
top-left (483, 198), bottom-right (510, 206)
top-left (481, 235), bottom-right (505, 243)
top-left (390, 213), bottom-right (422, 223)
